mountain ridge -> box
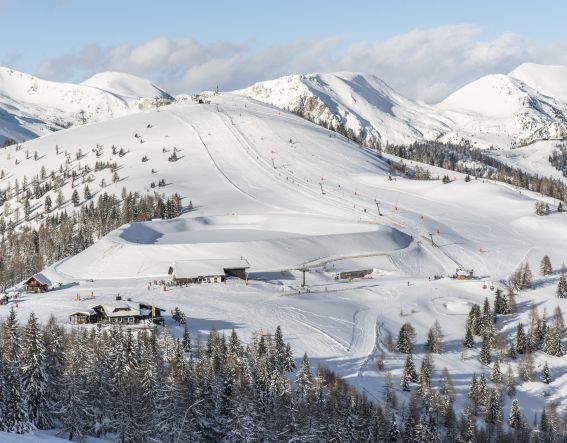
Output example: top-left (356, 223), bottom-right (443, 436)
top-left (0, 67), bottom-right (172, 143)
top-left (3, 63), bottom-right (567, 149)
top-left (236, 64), bottom-right (567, 148)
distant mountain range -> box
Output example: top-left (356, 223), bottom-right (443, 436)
top-left (236, 63), bottom-right (567, 148)
top-left (0, 68), bottom-right (172, 143)
top-left (2, 63), bottom-right (567, 148)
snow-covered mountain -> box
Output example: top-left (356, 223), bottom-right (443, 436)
top-left (0, 68), bottom-right (172, 143)
top-left (4, 63), bottom-right (567, 149)
top-left (510, 62), bottom-right (567, 102)
top-left (236, 72), bottom-right (452, 147)
top-left (236, 64), bottom-right (567, 148)
top-left (437, 72), bottom-right (567, 147)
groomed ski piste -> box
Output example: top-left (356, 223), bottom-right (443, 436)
top-left (2, 93), bottom-right (567, 431)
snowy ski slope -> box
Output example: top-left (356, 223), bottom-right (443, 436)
top-left (1, 93), bottom-right (567, 420)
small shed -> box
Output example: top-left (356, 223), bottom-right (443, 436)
top-left (335, 269), bottom-right (373, 280)
top-left (168, 258), bottom-right (250, 284)
top-left (69, 309), bottom-right (97, 325)
top-left (24, 273), bottom-right (52, 293)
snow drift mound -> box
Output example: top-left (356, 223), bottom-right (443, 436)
top-left (54, 214), bottom-right (412, 279)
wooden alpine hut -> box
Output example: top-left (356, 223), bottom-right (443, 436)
top-left (24, 273), bottom-right (52, 293)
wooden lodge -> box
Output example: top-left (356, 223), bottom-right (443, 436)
top-left (168, 258), bottom-right (250, 284)
top-left (69, 301), bottom-right (164, 326)
top-left (24, 273), bottom-right (52, 293)
top-left (69, 309), bottom-right (97, 325)
top-left (453, 268), bottom-right (474, 280)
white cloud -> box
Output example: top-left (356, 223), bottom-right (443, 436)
top-left (34, 25), bottom-right (567, 103)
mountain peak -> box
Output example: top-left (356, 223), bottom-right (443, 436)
top-left (236, 71), bottom-right (449, 146)
top-left (510, 62), bottom-right (567, 102)
top-left (81, 71), bottom-right (172, 99)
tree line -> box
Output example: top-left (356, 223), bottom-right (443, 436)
top-left (2, 307), bottom-right (565, 442)
top-left (0, 190), bottom-right (185, 290)
top-left (383, 141), bottom-right (567, 203)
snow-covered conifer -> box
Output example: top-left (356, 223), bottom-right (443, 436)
top-left (515, 322), bottom-right (528, 354)
top-left (463, 319), bottom-right (475, 349)
top-left (396, 322), bottom-right (416, 354)
top-left (508, 399), bottom-right (522, 429)
top-left (506, 365), bottom-right (516, 397)
top-left (491, 359), bottom-right (502, 384)
top-left (518, 353), bottom-right (535, 382)
top-left (425, 320), bottom-right (443, 353)
top-left (479, 332), bottom-right (491, 365)
top-left (20, 312), bottom-right (52, 429)
top-left (540, 255), bottom-right (553, 276)
top-left (542, 361), bottom-right (551, 384)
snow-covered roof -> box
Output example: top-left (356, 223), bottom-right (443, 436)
top-left (25, 273), bottom-right (52, 287)
top-left (89, 301), bottom-right (162, 318)
top-left (171, 258), bottom-right (250, 279)
top-left (69, 309), bottom-right (96, 316)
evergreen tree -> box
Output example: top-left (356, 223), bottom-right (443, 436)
top-left (493, 289), bottom-right (505, 315)
top-left (505, 342), bottom-right (516, 363)
top-left (508, 399), bottom-right (522, 429)
top-left (44, 195), bottom-right (52, 212)
top-left (20, 313), bottom-right (52, 429)
top-left (463, 319), bottom-right (475, 348)
top-left (491, 359), bottom-right (502, 384)
top-left (401, 354), bottom-right (418, 391)
top-left (543, 307), bottom-right (565, 357)
top-left (383, 370), bottom-right (397, 411)
top-left (484, 388), bottom-right (502, 425)
top-left (481, 297), bottom-right (492, 328)
top-left (396, 322), bottom-right (416, 354)
top-left (389, 416), bottom-right (400, 442)
top-left (516, 322), bottom-right (528, 354)
top-left (296, 353), bottom-right (312, 400)
top-left (418, 354), bottom-right (433, 396)
top-left (557, 270), bottom-right (567, 298)
top-left (459, 406), bottom-right (476, 442)
top-left (425, 320), bottom-right (443, 353)
top-left (542, 361), bottom-right (551, 384)
top-left (518, 352), bottom-right (535, 382)
top-left (71, 189), bottom-right (80, 207)
top-left (522, 263), bottom-right (533, 289)
top-left (479, 332), bottom-right (491, 365)
top-left (540, 255), bottom-right (553, 276)
top-left (467, 304), bottom-right (482, 336)
top-left (506, 365), bottom-right (516, 397)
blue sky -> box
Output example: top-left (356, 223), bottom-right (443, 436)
top-left (2, 0), bottom-right (566, 101)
